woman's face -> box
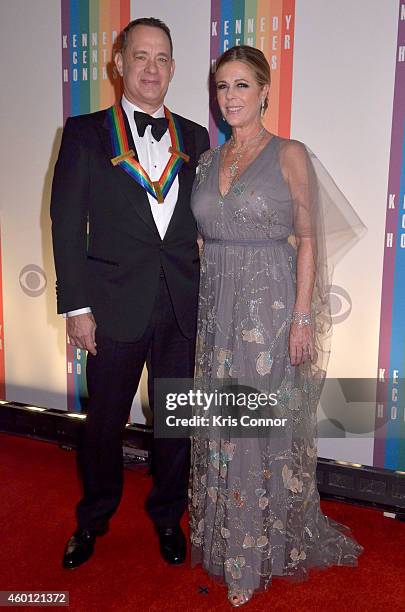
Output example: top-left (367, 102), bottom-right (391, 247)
top-left (215, 60), bottom-right (268, 128)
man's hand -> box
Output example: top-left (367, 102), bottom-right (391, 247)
top-left (67, 313), bottom-right (97, 355)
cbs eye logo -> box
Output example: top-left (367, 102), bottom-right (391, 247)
top-left (327, 284), bottom-right (352, 324)
top-left (19, 265), bottom-right (47, 297)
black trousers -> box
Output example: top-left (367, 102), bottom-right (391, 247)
top-left (76, 272), bottom-right (195, 531)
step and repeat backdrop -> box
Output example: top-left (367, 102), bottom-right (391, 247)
top-left (0, 0), bottom-right (403, 469)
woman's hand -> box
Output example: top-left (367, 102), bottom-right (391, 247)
top-left (289, 321), bottom-right (314, 366)
top-left (197, 232), bottom-right (204, 252)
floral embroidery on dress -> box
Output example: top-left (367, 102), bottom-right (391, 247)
top-left (242, 328), bottom-right (265, 344)
top-left (217, 348), bottom-right (235, 378)
top-left (232, 183), bottom-right (246, 197)
top-left (256, 351), bottom-right (273, 376)
top-left (224, 556), bottom-right (246, 579)
top-left (290, 548), bottom-right (307, 562)
top-left (234, 204), bottom-right (279, 236)
top-left (242, 534), bottom-right (255, 548)
top-left (195, 147), bottom-right (220, 188)
top-left (272, 519), bottom-right (284, 530)
top-left (282, 464), bottom-right (304, 494)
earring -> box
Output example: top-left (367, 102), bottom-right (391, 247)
top-left (260, 99), bottom-right (265, 117)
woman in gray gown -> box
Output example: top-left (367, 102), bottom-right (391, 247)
top-left (189, 45), bottom-right (365, 607)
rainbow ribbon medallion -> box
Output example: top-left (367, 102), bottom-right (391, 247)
top-left (107, 104), bottom-right (189, 203)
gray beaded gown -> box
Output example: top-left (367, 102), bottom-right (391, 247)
top-left (189, 136), bottom-right (364, 595)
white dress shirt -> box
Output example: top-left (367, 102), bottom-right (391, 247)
top-left (65, 95), bottom-right (178, 318)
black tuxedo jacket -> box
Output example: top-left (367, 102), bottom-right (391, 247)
top-left (50, 107), bottom-right (210, 342)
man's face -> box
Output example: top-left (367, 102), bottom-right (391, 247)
top-left (115, 25), bottom-right (175, 113)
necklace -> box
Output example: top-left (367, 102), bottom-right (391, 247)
top-left (226, 127), bottom-right (266, 180)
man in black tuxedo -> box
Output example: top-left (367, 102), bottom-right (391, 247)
top-left (51, 17), bottom-right (209, 569)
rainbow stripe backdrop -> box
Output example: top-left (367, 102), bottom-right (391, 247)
top-left (0, 227), bottom-right (5, 399)
top-left (61, 0), bottom-right (130, 411)
top-left (209, 0), bottom-right (295, 146)
top-left (374, 3), bottom-right (405, 470)
top-left (61, 0), bottom-right (130, 118)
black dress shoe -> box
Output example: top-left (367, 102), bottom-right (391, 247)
top-left (157, 525), bottom-right (186, 565)
top-left (62, 526), bottom-right (108, 570)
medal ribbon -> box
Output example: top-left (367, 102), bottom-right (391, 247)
top-left (107, 104), bottom-right (189, 203)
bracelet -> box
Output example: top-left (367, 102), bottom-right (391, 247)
top-left (292, 311), bottom-right (312, 326)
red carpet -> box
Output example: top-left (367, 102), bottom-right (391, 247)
top-left (1, 432), bottom-right (404, 611)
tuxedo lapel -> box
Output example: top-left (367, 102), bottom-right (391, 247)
top-left (98, 108), bottom-right (197, 240)
top-left (99, 107), bottom-right (159, 235)
top-left (164, 117), bottom-right (197, 240)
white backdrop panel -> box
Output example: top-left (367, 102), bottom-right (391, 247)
top-left (0, 0), bottom-right (66, 409)
top-left (292, 0), bottom-right (398, 463)
top-left (0, 0), bottom-right (399, 466)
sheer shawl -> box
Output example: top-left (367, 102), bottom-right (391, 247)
top-left (279, 140), bottom-right (366, 393)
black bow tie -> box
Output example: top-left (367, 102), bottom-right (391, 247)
top-left (134, 111), bottom-right (168, 141)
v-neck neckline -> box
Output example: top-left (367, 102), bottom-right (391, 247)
top-left (217, 134), bottom-right (277, 199)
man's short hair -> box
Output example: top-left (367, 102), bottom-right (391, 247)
top-left (119, 17), bottom-right (173, 57)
